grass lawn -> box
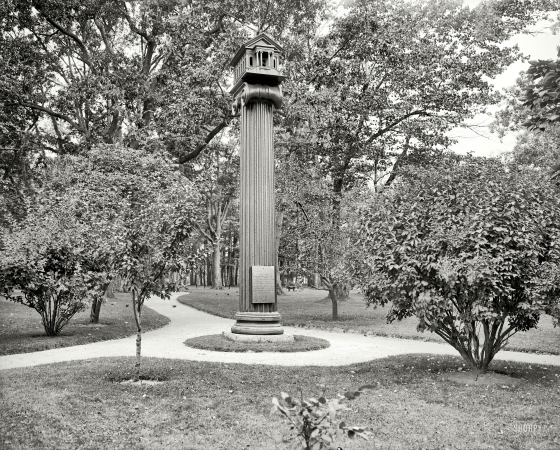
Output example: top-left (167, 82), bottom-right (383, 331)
top-left (178, 287), bottom-right (560, 355)
top-left (1, 355), bottom-right (559, 449)
top-left (0, 293), bottom-right (169, 356)
top-left (184, 334), bottom-right (330, 352)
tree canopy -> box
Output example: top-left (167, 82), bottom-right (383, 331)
top-left (280, 0), bottom-right (553, 197)
top-left (0, 0), bottom-right (326, 162)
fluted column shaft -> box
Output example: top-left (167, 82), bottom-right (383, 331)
top-left (231, 88), bottom-right (283, 335)
top-left (239, 100), bottom-right (276, 310)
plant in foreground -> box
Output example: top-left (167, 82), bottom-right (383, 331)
top-left (271, 385), bottom-right (374, 449)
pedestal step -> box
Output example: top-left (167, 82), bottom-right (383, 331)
top-left (231, 311), bottom-right (284, 335)
top-left (223, 332), bottom-right (294, 343)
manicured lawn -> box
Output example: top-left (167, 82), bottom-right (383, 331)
top-left (1, 355), bottom-right (559, 449)
top-left (184, 334), bottom-right (330, 352)
top-left (178, 287), bottom-right (560, 355)
top-left (0, 293), bottom-right (170, 356)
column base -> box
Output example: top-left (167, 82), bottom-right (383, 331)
top-left (231, 311), bottom-right (284, 335)
top-left (223, 332), bottom-right (294, 343)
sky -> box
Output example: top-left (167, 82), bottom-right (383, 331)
top-left (448, 2), bottom-right (559, 157)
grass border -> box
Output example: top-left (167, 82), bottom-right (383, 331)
top-left (183, 333), bottom-right (330, 353)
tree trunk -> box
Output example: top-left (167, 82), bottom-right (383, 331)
top-left (276, 269), bottom-right (284, 295)
top-left (105, 280), bottom-right (116, 299)
top-left (442, 319), bottom-right (508, 375)
top-left (328, 288), bottom-right (339, 321)
top-left (310, 273), bottom-right (321, 288)
top-left (89, 281), bottom-right (111, 324)
top-left (336, 284), bottom-right (350, 301)
top-left (227, 231), bottom-right (233, 287)
top-left (89, 297), bottom-right (103, 324)
top-left (206, 255), bottom-right (212, 286)
top-left (211, 239), bottom-right (222, 289)
top-left (132, 288), bottom-right (142, 382)
top-left (275, 207), bottom-right (285, 295)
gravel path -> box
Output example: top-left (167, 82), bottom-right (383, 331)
top-left (1, 293), bottom-right (559, 371)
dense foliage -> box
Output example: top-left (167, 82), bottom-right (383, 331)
top-left (353, 156), bottom-right (560, 373)
top-left (0, 196), bottom-right (101, 335)
top-left (68, 145), bottom-right (197, 379)
top-left (275, 0), bottom-right (556, 301)
top-left (493, 61), bottom-right (560, 178)
top-left (522, 58), bottom-right (560, 130)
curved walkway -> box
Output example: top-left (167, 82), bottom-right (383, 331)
top-left (1, 293), bottom-right (559, 371)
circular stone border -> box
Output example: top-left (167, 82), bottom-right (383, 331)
top-left (184, 334), bottom-right (330, 353)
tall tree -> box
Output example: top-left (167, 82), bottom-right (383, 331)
top-left (0, 0), bottom-right (327, 162)
top-left (275, 0), bottom-right (551, 304)
top-left (281, 0), bottom-right (551, 209)
top-left (185, 141), bottom-right (239, 289)
top-left (493, 56), bottom-right (560, 177)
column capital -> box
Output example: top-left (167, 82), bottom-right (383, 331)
top-left (232, 82), bottom-right (283, 116)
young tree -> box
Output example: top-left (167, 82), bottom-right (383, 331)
top-left (117, 185), bottom-right (194, 381)
top-left (352, 156), bottom-right (560, 374)
top-left (279, 159), bottom-right (365, 319)
top-left (78, 145), bottom-right (196, 381)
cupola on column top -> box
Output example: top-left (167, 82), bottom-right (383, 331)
top-left (230, 33), bottom-right (286, 97)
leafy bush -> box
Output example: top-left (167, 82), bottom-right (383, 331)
top-left (353, 156), bottom-right (560, 373)
top-left (0, 212), bottom-right (95, 336)
top-left (271, 385), bottom-right (374, 449)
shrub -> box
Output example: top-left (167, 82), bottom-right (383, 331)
top-left (353, 156), bottom-right (560, 374)
top-left (0, 213), bottom-right (94, 336)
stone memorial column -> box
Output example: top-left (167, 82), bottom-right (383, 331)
top-left (227, 35), bottom-right (290, 339)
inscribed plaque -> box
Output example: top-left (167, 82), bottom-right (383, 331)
top-left (250, 266), bottom-right (276, 303)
